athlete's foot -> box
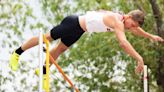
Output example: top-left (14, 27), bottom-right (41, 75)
top-left (9, 51), bottom-right (20, 71)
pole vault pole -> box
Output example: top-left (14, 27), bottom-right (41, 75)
top-left (49, 54), bottom-right (80, 92)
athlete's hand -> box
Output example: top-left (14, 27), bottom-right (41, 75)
top-left (135, 60), bottom-right (144, 74)
top-left (151, 35), bottom-right (164, 42)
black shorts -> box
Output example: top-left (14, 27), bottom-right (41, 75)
top-left (50, 15), bottom-right (85, 47)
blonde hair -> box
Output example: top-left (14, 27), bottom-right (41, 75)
top-left (128, 9), bottom-right (145, 26)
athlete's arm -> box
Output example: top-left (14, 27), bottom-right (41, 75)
top-left (114, 21), bottom-right (144, 73)
top-left (130, 27), bottom-right (164, 42)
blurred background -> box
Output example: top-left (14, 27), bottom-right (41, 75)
top-left (0, 0), bottom-right (164, 92)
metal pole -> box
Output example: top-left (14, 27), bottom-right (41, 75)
top-left (39, 31), bottom-right (43, 92)
top-left (144, 65), bottom-right (148, 92)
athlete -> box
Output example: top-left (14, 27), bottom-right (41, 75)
top-left (10, 9), bottom-right (163, 80)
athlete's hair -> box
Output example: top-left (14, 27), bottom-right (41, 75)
top-left (128, 9), bottom-right (145, 26)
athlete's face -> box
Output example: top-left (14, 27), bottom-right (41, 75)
top-left (124, 16), bottom-right (139, 29)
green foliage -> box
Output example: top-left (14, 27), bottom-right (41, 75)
top-left (12, 3), bottom-right (23, 15)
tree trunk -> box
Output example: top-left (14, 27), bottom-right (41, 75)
top-left (149, 0), bottom-right (164, 91)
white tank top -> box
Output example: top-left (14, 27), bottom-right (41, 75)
top-left (85, 11), bottom-right (123, 33)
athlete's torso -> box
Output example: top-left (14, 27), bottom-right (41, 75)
top-left (79, 11), bottom-right (124, 33)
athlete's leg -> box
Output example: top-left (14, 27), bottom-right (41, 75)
top-left (21, 32), bottom-right (53, 51)
top-left (49, 41), bottom-right (69, 65)
top-left (9, 32), bottom-right (53, 71)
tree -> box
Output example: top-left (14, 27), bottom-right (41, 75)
top-left (149, 0), bottom-right (164, 91)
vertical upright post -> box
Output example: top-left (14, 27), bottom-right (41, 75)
top-left (39, 31), bottom-right (43, 92)
top-left (144, 65), bottom-right (148, 92)
top-left (43, 35), bottom-right (50, 92)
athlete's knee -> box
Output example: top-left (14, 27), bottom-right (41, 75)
top-left (57, 46), bottom-right (67, 53)
top-left (30, 36), bottom-right (39, 43)
top-left (45, 32), bottom-right (53, 42)
top-left (60, 42), bottom-right (69, 52)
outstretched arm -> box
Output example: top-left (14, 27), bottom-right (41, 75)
top-left (130, 27), bottom-right (164, 42)
top-left (114, 22), bottom-right (144, 73)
